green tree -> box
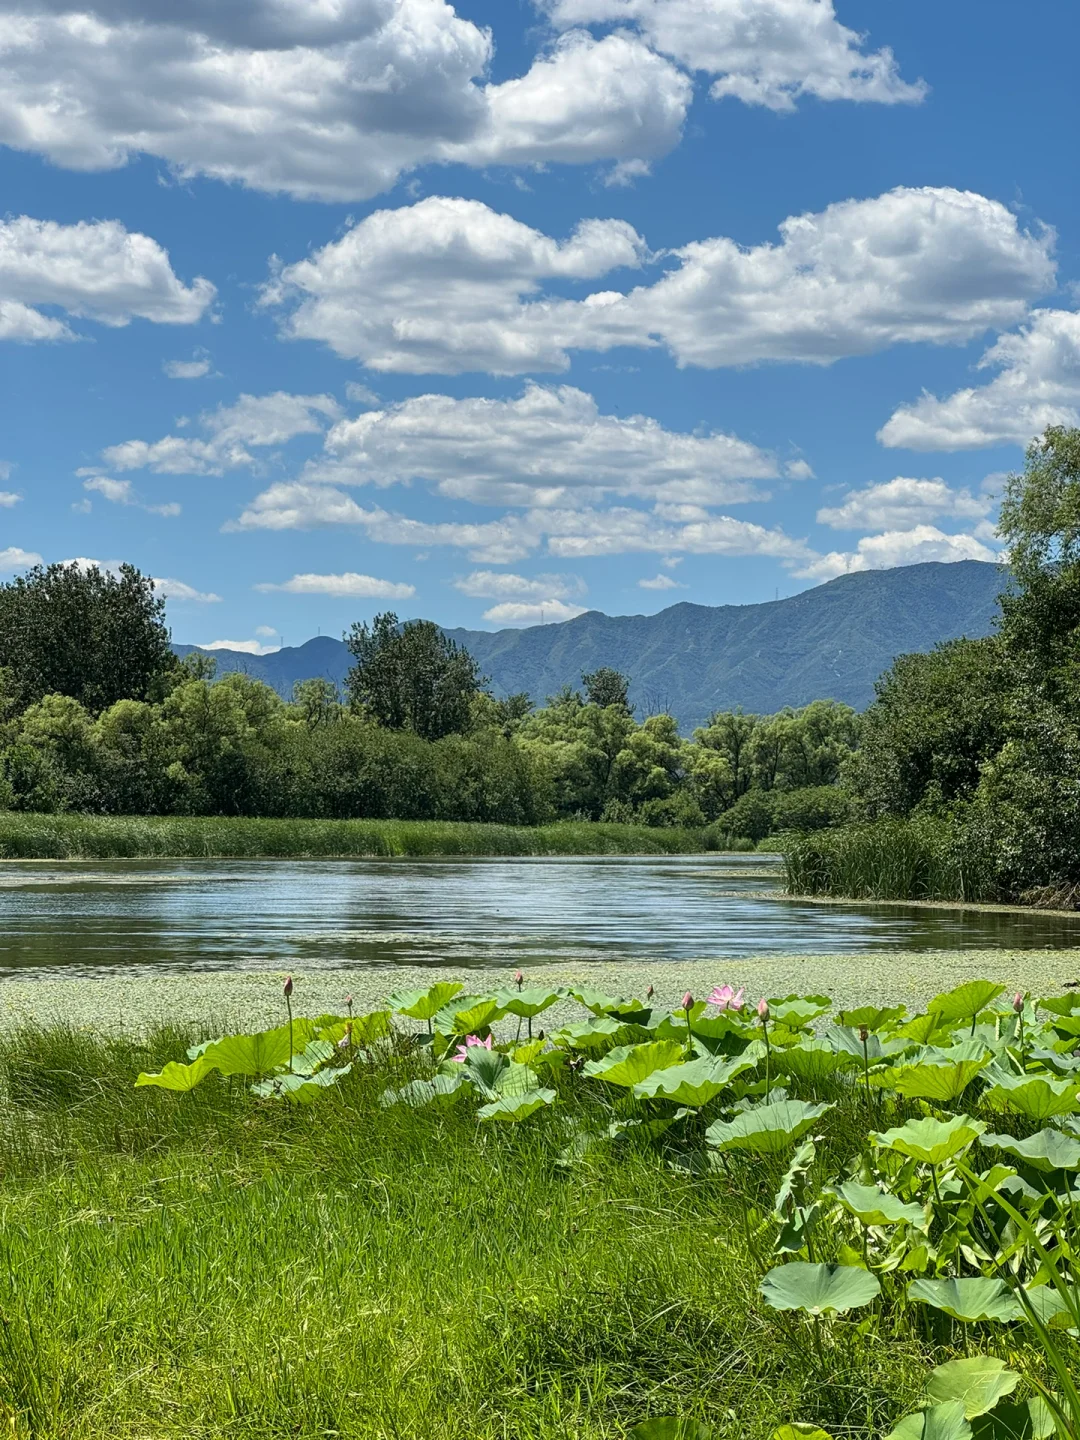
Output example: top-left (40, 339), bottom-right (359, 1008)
top-left (582, 667), bottom-right (631, 712)
top-left (344, 612), bottom-right (486, 741)
top-left (0, 562), bottom-right (176, 713)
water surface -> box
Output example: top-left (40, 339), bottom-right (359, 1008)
top-left (0, 855), bottom-right (1078, 979)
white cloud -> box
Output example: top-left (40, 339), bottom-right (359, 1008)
top-left (83, 475), bottom-right (181, 516)
top-left (163, 352), bottom-right (213, 379)
top-left (816, 477), bottom-right (992, 531)
top-left (0, 5), bottom-right (688, 202)
top-left (879, 308), bottom-right (1080, 451)
top-left (0, 490), bottom-right (20, 507)
top-left (638, 572), bottom-right (685, 589)
top-left (254, 625), bottom-right (278, 638)
top-left (154, 577), bottom-right (222, 602)
top-left (794, 525), bottom-right (998, 580)
top-left (482, 598), bottom-right (588, 626)
top-left (0, 545), bottom-right (40, 570)
top-left (0, 215), bottom-right (213, 341)
top-left (97, 391), bottom-right (341, 475)
top-left (315, 382), bottom-right (777, 506)
top-left (198, 639), bottom-right (281, 655)
top-left (454, 570), bottom-right (585, 601)
top-left (268, 188), bottom-right (1055, 375)
top-left (255, 571), bottom-right (415, 598)
top-left (785, 458), bottom-right (815, 480)
top-left (540, 0), bottom-right (925, 111)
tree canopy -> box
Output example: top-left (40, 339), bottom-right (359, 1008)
top-left (344, 612), bottom-right (487, 741)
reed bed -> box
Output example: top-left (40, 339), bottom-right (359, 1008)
top-left (780, 817), bottom-right (998, 903)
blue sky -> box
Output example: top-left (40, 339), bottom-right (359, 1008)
top-left (1, 0), bottom-right (1078, 653)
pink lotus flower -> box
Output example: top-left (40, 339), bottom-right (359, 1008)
top-left (706, 985), bottom-right (745, 1012)
top-left (451, 1034), bottom-right (494, 1062)
top-left (681, 991), bottom-right (694, 1013)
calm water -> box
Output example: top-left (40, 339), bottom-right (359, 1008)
top-left (0, 855), bottom-right (1078, 979)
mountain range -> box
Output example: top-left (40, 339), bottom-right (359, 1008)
top-left (175, 560), bottom-right (1007, 731)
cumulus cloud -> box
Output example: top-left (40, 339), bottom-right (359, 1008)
top-left (794, 525), bottom-right (999, 580)
top-left (816, 477), bottom-right (992, 531)
top-left (256, 571), bottom-right (415, 598)
top-left (638, 572), bottom-right (685, 589)
top-left (482, 598), bottom-right (588, 626)
top-left (198, 638), bottom-right (281, 655)
top-left (0, 4), bottom-right (689, 201)
top-left (83, 475), bottom-right (181, 516)
top-left (879, 308), bottom-right (1080, 451)
top-left (0, 545), bottom-right (40, 570)
top-left (268, 187), bottom-right (1055, 375)
top-left (0, 215), bottom-right (214, 341)
top-left (540, 0), bottom-right (925, 110)
top-left (96, 391), bottom-right (341, 475)
top-left (454, 570), bottom-right (585, 601)
top-left (163, 351), bottom-right (213, 379)
top-left (154, 577), bottom-right (221, 602)
top-left (314, 382), bottom-right (776, 506)
top-left (0, 490), bottom-right (20, 507)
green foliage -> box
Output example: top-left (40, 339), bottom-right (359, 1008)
top-left (344, 611), bottom-right (486, 740)
top-left (759, 1261), bottom-right (881, 1316)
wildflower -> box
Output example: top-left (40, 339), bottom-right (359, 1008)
top-left (1013, 992), bottom-right (1025, 1014)
top-left (283, 975), bottom-right (294, 998)
top-left (706, 985), bottom-right (745, 1012)
top-left (757, 998), bottom-right (769, 1021)
top-left (681, 991), bottom-right (694, 1013)
top-left (451, 1034), bottom-right (493, 1062)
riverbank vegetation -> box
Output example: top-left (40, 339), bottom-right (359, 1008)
top-left (3, 972), bottom-right (1078, 1438)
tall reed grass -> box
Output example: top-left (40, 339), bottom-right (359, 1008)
top-left (780, 816), bottom-right (998, 903)
top-left (0, 811), bottom-right (745, 860)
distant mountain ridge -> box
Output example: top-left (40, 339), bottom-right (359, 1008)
top-left (175, 560), bottom-right (1006, 731)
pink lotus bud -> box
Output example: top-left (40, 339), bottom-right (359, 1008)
top-left (1013, 992), bottom-right (1024, 1014)
top-left (344, 993), bottom-right (353, 1010)
top-left (681, 991), bottom-right (694, 1013)
top-left (514, 969), bottom-right (524, 989)
top-left (283, 975), bottom-right (294, 999)
top-left (646, 984), bottom-right (654, 1000)
top-left (858, 1025), bottom-right (869, 1043)
top-left (757, 998), bottom-right (769, 1021)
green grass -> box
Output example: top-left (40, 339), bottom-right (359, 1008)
top-left (0, 1023), bottom-right (934, 1440)
top-left (780, 817), bottom-right (997, 903)
top-left (0, 812), bottom-right (751, 860)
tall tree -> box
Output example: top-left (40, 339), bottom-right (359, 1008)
top-left (344, 612), bottom-right (486, 740)
top-left (582, 667), bottom-right (631, 711)
top-left (0, 562), bottom-right (176, 713)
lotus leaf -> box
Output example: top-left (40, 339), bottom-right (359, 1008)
top-left (772, 1427), bottom-right (835, 1440)
top-left (387, 982), bottom-right (463, 1021)
top-left (837, 1005), bottom-right (907, 1031)
top-left (626, 1421), bottom-right (714, 1440)
top-left (759, 1261), bottom-right (880, 1315)
top-left (707, 1099), bottom-right (832, 1155)
top-left (925, 1359), bottom-right (1020, 1418)
top-left (495, 987), bottom-right (565, 1019)
top-left (290, 1039), bottom-right (335, 1076)
top-left (567, 986), bottom-right (623, 1015)
top-left (970, 1398), bottom-right (1055, 1440)
top-left (895, 1013), bottom-right (955, 1045)
top-left (907, 1278), bottom-right (1022, 1323)
top-left (825, 1180), bottom-right (926, 1229)
top-left (929, 981), bottom-right (1006, 1024)
top-left (451, 1046), bottom-right (509, 1098)
top-left (199, 1025), bottom-right (304, 1078)
top-left (1038, 994), bottom-right (1080, 1018)
top-left (477, 1087), bottom-right (557, 1123)
top-left (380, 1073), bottom-right (470, 1110)
top-left (888, 1402), bottom-right (972, 1440)
top-left (250, 1064), bottom-right (352, 1104)
top-left (632, 1052), bottom-right (760, 1107)
top-left (871, 1115), bottom-right (985, 1167)
top-left (1020, 1283), bottom-right (1080, 1329)
top-left (881, 1056), bottom-right (990, 1103)
top-left (552, 1017), bottom-right (624, 1050)
top-left (765, 995), bottom-right (833, 1028)
top-left (773, 1039), bottom-right (857, 1082)
top-left (1027, 1044), bottom-right (1080, 1075)
top-left (983, 1073), bottom-right (1080, 1121)
top-left (833, 1028), bottom-right (912, 1064)
top-left (979, 1128), bottom-right (1080, 1172)
top-left (433, 995), bottom-right (503, 1036)
top-left (135, 1056), bottom-right (212, 1091)
top-left (584, 1041), bottom-right (685, 1088)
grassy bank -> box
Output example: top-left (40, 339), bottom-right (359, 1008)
top-left (780, 817), bottom-right (998, 903)
top-left (0, 812), bottom-right (747, 860)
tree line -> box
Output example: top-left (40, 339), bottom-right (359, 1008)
top-left (0, 563), bottom-right (859, 833)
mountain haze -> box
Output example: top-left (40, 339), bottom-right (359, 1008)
top-left (176, 560), bottom-right (1006, 730)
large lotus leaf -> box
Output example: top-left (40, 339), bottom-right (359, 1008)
top-left (494, 1059), bottom-right (542, 1097)
top-left (1046, 1012), bottom-right (1080, 1039)
top-left (760, 1261), bottom-right (880, 1316)
top-left (894, 1013), bottom-right (956, 1046)
top-left (200, 1024), bottom-right (305, 1078)
top-left (136, 1056), bottom-right (213, 1091)
top-left (926, 1359), bottom-right (1020, 1418)
top-left (1020, 1283), bottom-right (1080, 1330)
top-left (316, 1010), bottom-right (390, 1048)
top-left (773, 1427), bottom-right (836, 1440)
top-left (773, 1039), bottom-right (858, 1082)
top-left (387, 982), bottom-right (463, 1021)
top-left (567, 986), bottom-right (624, 1015)
top-left (980, 1127), bottom-right (1080, 1172)
top-left (707, 1099), bottom-right (832, 1155)
top-left (250, 1063), bottom-right (352, 1104)
top-left (833, 1028), bottom-right (912, 1064)
top-left (1027, 1044), bottom-right (1080, 1075)
top-left (495, 987), bottom-right (565, 1019)
top-left (918, 1038), bottom-right (995, 1066)
top-left (907, 1278), bottom-right (1022, 1323)
top-left (1038, 994), bottom-right (1080, 1019)
top-left (380, 1072), bottom-right (471, 1110)
top-left (929, 981), bottom-right (1006, 1024)
top-left (477, 1087), bottom-right (557, 1123)
top-left (449, 1046), bottom-right (510, 1099)
top-left (837, 1004), bottom-right (907, 1032)
top-left (584, 1040), bottom-right (685, 1088)
top-left (626, 1420), bottom-right (714, 1440)
top-left (765, 995), bottom-right (833, 1028)
top-left (888, 1402), bottom-right (972, 1440)
top-left (433, 995), bottom-right (503, 1036)
top-left (983, 1073), bottom-right (1080, 1121)
top-left (825, 1180), bottom-right (927, 1229)
top-left (970, 1398), bottom-right (1055, 1440)
top-left (552, 1017), bottom-right (624, 1050)
top-left (632, 1052), bottom-right (759, 1107)
top-left (882, 1056), bottom-right (990, 1103)
top-left (871, 1114), bottom-right (985, 1167)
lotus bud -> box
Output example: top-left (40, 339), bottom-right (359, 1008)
top-left (645, 983), bottom-right (654, 1000)
top-left (344, 993), bottom-right (353, 1014)
top-left (514, 969), bottom-right (524, 989)
top-left (1013, 992), bottom-right (1024, 1014)
top-left (858, 1025), bottom-right (869, 1043)
top-left (757, 998), bottom-right (769, 1021)
top-left (681, 991), bottom-right (693, 1013)
top-left (283, 975), bottom-right (294, 999)
top-left (338, 1022), bottom-right (353, 1051)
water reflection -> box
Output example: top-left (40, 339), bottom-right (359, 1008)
top-left (0, 855), bottom-right (1077, 979)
